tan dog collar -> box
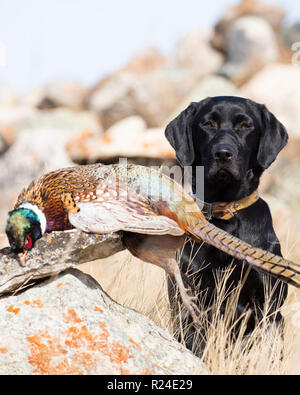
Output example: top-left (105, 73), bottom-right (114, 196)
top-left (193, 190), bottom-right (259, 221)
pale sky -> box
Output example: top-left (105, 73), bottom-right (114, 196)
top-left (0, 0), bottom-right (299, 93)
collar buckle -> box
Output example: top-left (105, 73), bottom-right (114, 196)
top-left (190, 190), bottom-right (259, 221)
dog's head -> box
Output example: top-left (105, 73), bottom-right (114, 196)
top-left (165, 96), bottom-right (288, 188)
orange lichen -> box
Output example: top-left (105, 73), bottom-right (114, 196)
top-left (100, 134), bottom-right (112, 143)
top-left (23, 300), bottom-right (44, 308)
top-left (140, 368), bottom-right (152, 375)
top-left (79, 129), bottom-right (94, 140)
top-left (27, 332), bottom-right (84, 375)
top-left (94, 306), bottom-right (103, 313)
top-left (128, 337), bottom-right (142, 351)
top-left (30, 153), bottom-right (39, 164)
top-left (56, 282), bottom-right (70, 289)
top-left (0, 125), bottom-right (15, 145)
top-left (26, 308), bottom-right (135, 374)
top-left (109, 342), bottom-right (133, 365)
top-left (120, 368), bottom-right (131, 375)
top-left (32, 300), bottom-right (44, 308)
top-left (63, 308), bottom-right (83, 324)
top-left (0, 348), bottom-right (8, 354)
top-left (68, 129), bottom-right (94, 155)
top-left (7, 304), bottom-right (20, 314)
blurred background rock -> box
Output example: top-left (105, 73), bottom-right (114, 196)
top-left (0, 1), bottom-right (300, 355)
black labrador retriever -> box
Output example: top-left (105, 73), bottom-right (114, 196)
top-left (165, 96), bottom-right (288, 354)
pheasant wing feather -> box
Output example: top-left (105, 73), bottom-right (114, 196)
top-left (69, 178), bottom-right (184, 236)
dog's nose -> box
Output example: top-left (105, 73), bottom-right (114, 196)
top-left (212, 145), bottom-right (234, 161)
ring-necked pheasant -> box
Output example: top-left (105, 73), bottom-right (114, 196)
top-left (5, 163), bottom-right (300, 325)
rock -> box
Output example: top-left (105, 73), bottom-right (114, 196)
top-left (266, 159), bottom-right (300, 212)
top-left (25, 80), bottom-right (89, 110)
top-left (0, 268), bottom-right (206, 374)
top-left (263, 191), bottom-right (300, 263)
top-left (16, 108), bottom-right (102, 136)
top-left (174, 28), bottom-right (224, 83)
top-left (0, 107), bottom-right (101, 140)
top-left (0, 84), bottom-right (18, 107)
top-left (84, 47), bottom-right (196, 129)
top-left (167, 75), bottom-right (236, 124)
top-left (259, 153), bottom-right (300, 263)
top-left (141, 67), bottom-right (194, 123)
top-left (0, 135), bottom-right (7, 155)
top-left (0, 230), bottom-right (124, 295)
top-left (280, 22), bottom-right (300, 49)
top-left (84, 71), bottom-right (165, 129)
top-left (66, 115), bottom-right (175, 162)
top-left (122, 46), bottom-right (166, 76)
top-left (106, 115), bottom-right (146, 137)
top-left (239, 63), bottom-right (300, 138)
top-left (0, 125), bottom-right (15, 149)
top-left (0, 124), bottom-right (15, 155)
top-left (0, 105), bottom-right (37, 132)
top-left (217, 16), bottom-right (278, 85)
top-left (212, 0), bottom-right (285, 52)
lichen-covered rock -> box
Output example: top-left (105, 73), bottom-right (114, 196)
top-left (0, 230), bottom-right (124, 295)
top-left (25, 79), bottom-right (89, 110)
top-left (0, 269), bottom-right (206, 375)
top-left (66, 115), bottom-right (175, 162)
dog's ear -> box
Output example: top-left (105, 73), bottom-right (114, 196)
top-left (257, 105), bottom-right (288, 169)
top-left (165, 101), bottom-right (205, 166)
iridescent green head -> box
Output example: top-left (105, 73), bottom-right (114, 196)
top-left (5, 208), bottom-right (42, 253)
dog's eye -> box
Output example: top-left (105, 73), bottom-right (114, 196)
top-left (202, 120), bottom-right (218, 130)
top-left (237, 122), bottom-right (253, 130)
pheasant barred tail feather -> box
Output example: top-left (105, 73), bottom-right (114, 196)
top-left (186, 222), bottom-right (300, 288)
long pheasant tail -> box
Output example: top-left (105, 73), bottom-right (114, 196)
top-left (186, 221), bottom-right (300, 288)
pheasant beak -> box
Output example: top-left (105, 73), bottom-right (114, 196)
top-left (17, 251), bottom-right (27, 267)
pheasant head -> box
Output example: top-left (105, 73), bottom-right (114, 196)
top-left (6, 207), bottom-right (42, 254)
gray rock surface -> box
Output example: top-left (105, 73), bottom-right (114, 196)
top-left (0, 268), bottom-right (206, 374)
top-left (0, 230), bottom-right (124, 295)
top-left (218, 16), bottom-right (278, 85)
